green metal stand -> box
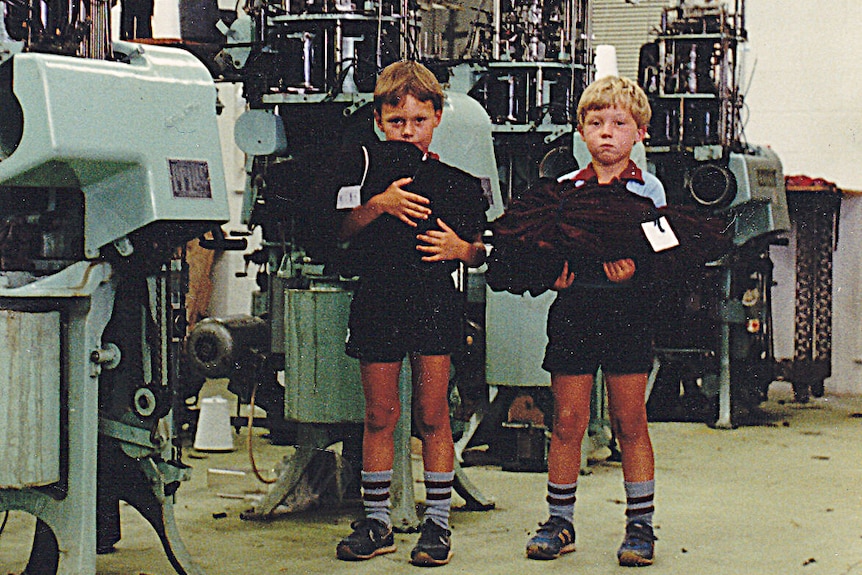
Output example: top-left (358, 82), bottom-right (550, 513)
top-left (0, 263), bottom-right (113, 575)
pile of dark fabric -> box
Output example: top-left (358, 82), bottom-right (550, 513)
top-left (486, 177), bottom-right (733, 296)
top-left (335, 140), bottom-right (488, 278)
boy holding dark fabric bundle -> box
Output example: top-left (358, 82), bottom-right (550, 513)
top-left (334, 61), bottom-right (487, 567)
top-left (496, 75), bottom-right (664, 566)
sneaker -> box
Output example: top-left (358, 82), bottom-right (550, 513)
top-left (410, 519), bottom-right (453, 566)
top-left (617, 520), bottom-right (656, 567)
top-left (336, 518), bottom-right (397, 561)
top-left (525, 516), bottom-right (576, 560)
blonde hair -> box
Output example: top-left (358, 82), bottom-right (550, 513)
top-left (577, 76), bottom-right (652, 129)
top-left (373, 61), bottom-right (445, 114)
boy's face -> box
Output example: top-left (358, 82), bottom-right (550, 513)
top-left (578, 106), bottom-right (646, 170)
top-left (375, 94), bottom-right (442, 154)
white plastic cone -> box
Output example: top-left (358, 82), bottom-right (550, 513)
top-left (194, 396), bottom-right (235, 452)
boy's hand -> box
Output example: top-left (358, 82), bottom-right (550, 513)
top-left (603, 258), bottom-right (636, 283)
top-left (370, 177), bottom-right (431, 227)
top-left (551, 261), bottom-right (576, 291)
top-left (416, 218), bottom-right (466, 262)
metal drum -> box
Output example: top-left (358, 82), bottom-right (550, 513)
top-left (283, 285), bottom-right (364, 423)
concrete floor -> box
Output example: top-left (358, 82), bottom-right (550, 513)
top-left (2, 382), bottom-right (862, 575)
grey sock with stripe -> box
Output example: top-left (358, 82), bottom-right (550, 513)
top-left (624, 479), bottom-right (655, 526)
top-left (423, 470), bottom-right (454, 530)
top-left (362, 469), bottom-right (392, 528)
top-left (547, 480), bottom-right (577, 524)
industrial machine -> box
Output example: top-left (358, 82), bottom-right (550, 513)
top-left (637, 0), bottom-right (790, 426)
top-left (207, 0), bottom-right (598, 480)
top-left (455, 0), bottom-right (597, 467)
top-left (479, 0), bottom-right (789, 434)
top-left (0, 1), bottom-right (230, 573)
top-left (189, 0), bottom-right (502, 529)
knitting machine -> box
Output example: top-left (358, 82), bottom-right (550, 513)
top-left (0, 1), bottom-right (229, 573)
top-left (207, 0), bottom-right (596, 478)
top-left (194, 0), bottom-right (504, 528)
top-left (637, 0), bottom-right (790, 426)
top-left (478, 0), bottom-right (790, 436)
top-left (464, 0), bottom-right (789, 433)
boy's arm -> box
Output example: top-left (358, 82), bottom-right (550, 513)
top-left (416, 219), bottom-right (486, 267)
top-left (339, 177), bottom-right (431, 240)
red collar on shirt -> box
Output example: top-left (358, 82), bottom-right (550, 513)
top-left (425, 151), bottom-right (440, 161)
top-left (570, 160), bottom-right (644, 185)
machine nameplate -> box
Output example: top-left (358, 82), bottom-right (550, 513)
top-left (168, 160), bottom-right (212, 199)
top-left (756, 167), bottom-right (779, 188)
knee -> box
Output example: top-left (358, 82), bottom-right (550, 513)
top-left (365, 400), bottom-right (400, 434)
top-left (552, 406), bottom-right (589, 443)
top-left (612, 411), bottom-right (649, 445)
top-left (413, 396), bottom-right (450, 436)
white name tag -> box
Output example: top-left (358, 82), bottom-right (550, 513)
top-left (336, 184), bottom-right (361, 209)
top-left (641, 216), bottom-right (680, 252)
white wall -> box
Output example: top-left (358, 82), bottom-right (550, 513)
top-left (831, 197), bottom-right (862, 394)
top-left (208, 83), bottom-right (262, 318)
top-left (743, 2), bottom-right (862, 394)
top-left (744, 2), bottom-right (862, 192)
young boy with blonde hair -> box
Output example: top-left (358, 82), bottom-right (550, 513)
top-left (505, 75), bottom-right (664, 566)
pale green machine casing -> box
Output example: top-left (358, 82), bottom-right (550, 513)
top-left (0, 42), bottom-right (230, 258)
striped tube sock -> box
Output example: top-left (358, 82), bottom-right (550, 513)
top-left (624, 479), bottom-right (655, 526)
top-left (361, 470), bottom-right (392, 528)
top-left (423, 470), bottom-right (455, 530)
top-left (547, 480), bottom-right (577, 524)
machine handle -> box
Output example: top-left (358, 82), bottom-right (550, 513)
top-left (198, 227), bottom-right (248, 251)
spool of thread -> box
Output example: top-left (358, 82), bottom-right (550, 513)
top-left (194, 396), bottom-right (235, 452)
top-left (594, 45), bottom-right (619, 79)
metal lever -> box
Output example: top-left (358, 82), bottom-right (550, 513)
top-left (197, 227), bottom-right (247, 251)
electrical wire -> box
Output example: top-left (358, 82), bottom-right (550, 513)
top-left (247, 379), bottom-right (278, 484)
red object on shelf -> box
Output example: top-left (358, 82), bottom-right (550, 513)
top-left (785, 175), bottom-right (840, 193)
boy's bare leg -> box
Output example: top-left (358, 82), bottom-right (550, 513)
top-left (336, 361), bottom-right (402, 562)
top-left (410, 354), bottom-right (454, 473)
top-left (360, 361), bottom-right (403, 472)
top-left (548, 374), bottom-right (594, 485)
top-left (606, 372), bottom-right (657, 566)
top-left (525, 373), bottom-right (592, 560)
top-left (605, 373), bottom-right (654, 482)
top-left (409, 354), bottom-right (455, 566)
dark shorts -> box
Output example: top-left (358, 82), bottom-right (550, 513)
top-left (542, 286), bottom-right (654, 376)
top-left (346, 275), bottom-right (463, 363)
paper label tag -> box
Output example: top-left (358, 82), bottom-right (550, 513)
top-left (336, 184), bottom-right (361, 209)
top-left (641, 216), bottom-right (680, 252)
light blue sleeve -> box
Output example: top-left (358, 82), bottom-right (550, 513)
top-left (626, 172), bottom-right (667, 209)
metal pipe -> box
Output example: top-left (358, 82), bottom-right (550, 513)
top-left (715, 266), bottom-right (733, 429)
top-left (492, 0), bottom-right (500, 60)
